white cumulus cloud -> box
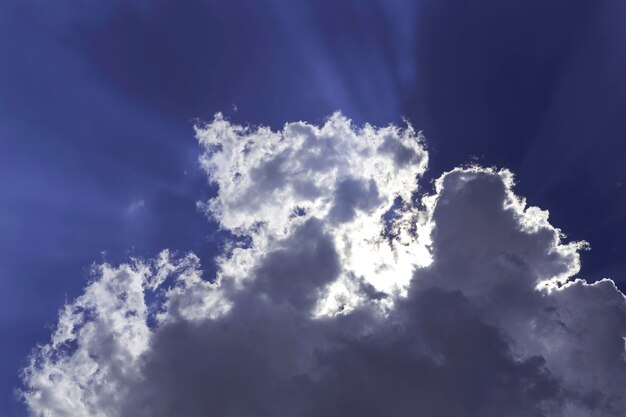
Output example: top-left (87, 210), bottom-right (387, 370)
top-left (21, 114), bottom-right (626, 417)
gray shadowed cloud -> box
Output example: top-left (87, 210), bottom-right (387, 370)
top-left (20, 114), bottom-right (626, 417)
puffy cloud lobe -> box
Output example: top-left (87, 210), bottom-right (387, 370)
top-left (196, 112), bottom-right (430, 306)
top-left (21, 114), bottom-right (626, 417)
top-left (413, 169), bottom-right (626, 415)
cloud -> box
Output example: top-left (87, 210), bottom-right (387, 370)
top-left (21, 114), bottom-right (626, 417)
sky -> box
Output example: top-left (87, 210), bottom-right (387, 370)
top-left (1, 1), bottom-right (626, 416)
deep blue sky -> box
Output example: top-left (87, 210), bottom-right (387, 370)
top-left (1, 1), bottom-right (626, 415)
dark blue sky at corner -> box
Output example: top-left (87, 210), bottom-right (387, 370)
top-left (1, 0), bottom-right (626, 415)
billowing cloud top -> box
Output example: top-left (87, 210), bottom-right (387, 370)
top-left (21, 114), bottom-right (626, 417)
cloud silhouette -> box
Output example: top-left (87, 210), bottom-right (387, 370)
top-left (21, 114), bottom-right (626, 417)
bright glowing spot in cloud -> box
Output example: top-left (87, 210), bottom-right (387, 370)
top-left (21, 114), bottom-right (626, 417)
